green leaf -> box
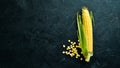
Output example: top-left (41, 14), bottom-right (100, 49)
top-left (90, 11), bottom-right (95, 26)
top-left (77, 12), bottom-right (88, 59)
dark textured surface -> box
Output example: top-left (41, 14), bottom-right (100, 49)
top-left (0, 0), bottom-right (120, 68)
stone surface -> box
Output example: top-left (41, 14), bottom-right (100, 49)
top-left (0, 0), bottom-right (120, 68)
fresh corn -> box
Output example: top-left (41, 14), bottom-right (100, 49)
top-left (82, 7), bottom-right (93, 55)
top-left (77, 7), bottom-right (93, 62)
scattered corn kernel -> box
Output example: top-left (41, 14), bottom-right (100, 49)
top-left (80, 58), bottom-right (83, 60)
top-left (65, 51), bottom-right (69, 55)
top-left (62, 40), bottom-right (84, 61)
top-left (76, 54), bottom-right (80, 57)
top-left (81, 52), bottom-right (83, 54)
top-left (73, 42), bottom-right (76, 45)
top-left (68, 40), bottom-right (71, 42)
top-left (70, 53), bottom-right (75, 57)
top-left (66, 46), bottom-right (70, 50)
top-left (62, 51), bottom-right (66, 54)
top-left (76, 45), bottom-right (80, 48)
top-left (63, 45), bottom-right (66, 48)
top-left (76, 56), bottom-right (79, 58)
top-left (70, 42), bottom-right (73, 44)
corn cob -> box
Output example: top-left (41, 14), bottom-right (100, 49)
top-left (77, 7), bottom-right (93, 62)
top-left (82, 7), bottom-right (93, 54)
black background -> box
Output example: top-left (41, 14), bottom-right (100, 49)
top-left (0, 0), bottom-right (120, 68)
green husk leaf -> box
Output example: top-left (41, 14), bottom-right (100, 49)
top-left (90, 11), bottom-right (95, 26)
top-left (77, 12), bottom-right (88, 59)
top-left (77, 12), bottom-right (82, 49)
